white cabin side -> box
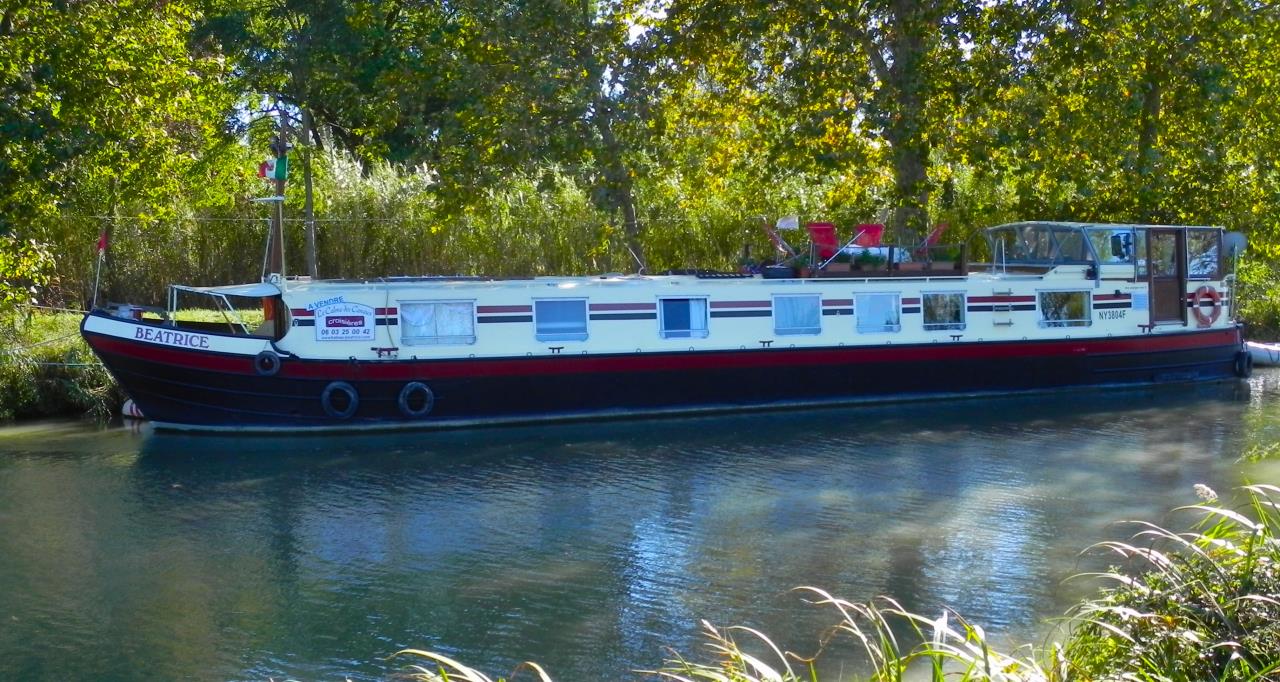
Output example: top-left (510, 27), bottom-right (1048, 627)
top-left (268, 265), bottom-right (1228, 362)
top-left (141, 221), bottom-right (1234, 363)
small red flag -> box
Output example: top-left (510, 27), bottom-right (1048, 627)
top-left (96, 230), bottom-right (108, 255)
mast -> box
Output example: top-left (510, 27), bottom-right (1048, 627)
top-left (264, 109), bottom-right (290, 280)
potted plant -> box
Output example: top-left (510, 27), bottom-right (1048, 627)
top-left (791, 254), bottom-right (812, 277)
top-left (853, 249), bottom-right (886, 270)
top-left (822, 251), bottom-right (853, 274)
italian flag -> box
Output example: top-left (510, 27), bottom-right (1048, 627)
top-left (258, 157), bottom-right (288, 181)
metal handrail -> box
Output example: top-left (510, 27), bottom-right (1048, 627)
top-left (818, 228), bottom-right (871, 271)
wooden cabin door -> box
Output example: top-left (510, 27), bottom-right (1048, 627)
top-left (1147, 229), bottom-right (1186, 324)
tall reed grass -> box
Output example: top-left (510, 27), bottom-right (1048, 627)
top-left (389, 485), bottom-right (1280, 681)
top-left (0, 310), bottom-right (121, 422)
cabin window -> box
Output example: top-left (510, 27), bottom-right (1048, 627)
top-left (1149, 234), bottom-right (1179, 278)
top-left (773, 294), bottom-right (821, 336)
top-left (534, 299), bottom-right (588, 341)
top-left (1039, 291), bottom-right (1091, 327)
top-left (400, 301), bottom-right (476, 345)
top-left (659, 297), bottom-right (709, 339)
top-left (923, 292), bottom-right (965, 331)
top-left (855, 293), bottom-right (900, 333)
top-left (1187, 229), bottom-right (1221, 279)
top-left (987, 224), bottom-right (1092, 265)
top-left (1086, 228), bottom-right (1135, 264)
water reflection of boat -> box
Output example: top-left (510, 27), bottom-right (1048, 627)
top-left (83, 222), bottom-right (1250, 432)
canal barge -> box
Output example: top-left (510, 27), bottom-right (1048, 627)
top-left (81, 221), bottom-right (1250, 432)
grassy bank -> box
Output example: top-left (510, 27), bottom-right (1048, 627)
top-left (394, 485), bottom-right (1280, 681)
top-left (1238, 259), bottom-right (1280, 342)
top-left (0, 306), bottom-right (273, 424)
top-left (0, 310), bottom-right (121, 423)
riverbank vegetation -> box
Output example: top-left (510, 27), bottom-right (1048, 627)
top-left (393, 485), bottom-right (1280, 681)
top-left (0, 307), bottom-right (255, 423)
top-left (3, 1), bottom-right (1280, 306)
top-left (0, 309), bottom-right (120, 422)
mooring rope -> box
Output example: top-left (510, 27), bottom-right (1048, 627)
top-left (21, 304), bottom-right (90, 315)
top-left (0, 332), bottom-right (82, 356)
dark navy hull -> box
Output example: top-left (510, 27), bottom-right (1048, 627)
top-left (81, 312), bottom-right (1245, 432)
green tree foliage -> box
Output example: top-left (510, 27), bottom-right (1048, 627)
top-left (0, 0), bottom-right (243, 303)
top-left (649, 0), bottom-right (1034, 240)
top-left (0, 1), bottom-right (237, 221)
top-left (1, 0), bottom-right (1278, 316)
top-left (966, 0), bottom-right (1280, 233)
top-left (0, 235), bottom-right (51, 331)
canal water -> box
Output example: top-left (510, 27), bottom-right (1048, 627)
top-left (3, 375), bottom-right (1280, 681)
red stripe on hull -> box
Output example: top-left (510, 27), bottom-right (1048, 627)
top-left (87, 334), bottom-right (255, 374)
top-left (275, 329), bottom-right (1240, 380)
top-left (86, 325), bottom-right (1241, 383)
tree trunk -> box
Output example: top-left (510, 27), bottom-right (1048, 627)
top-left (889, 135), bottom-right (930, 241)
top-left (1136, 59), bottom-right (1162, 221)
top-left (888, 0), bottom-right (931, 241)
top-left (578, 0), bottom-right (644, 272)
top-left (593, 102), bottom-right (644, 272)
top-left (862, 0), bottom-right (932, 242)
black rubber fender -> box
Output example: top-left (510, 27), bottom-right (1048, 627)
top-left (321, 381), bottom-right (359, 419)
top-left (253, 350), bottom-right (281, 377)
top-left (398, 382), bottom-right (435, 418)
top-left (1235, 350), bottom-right (1253, 378)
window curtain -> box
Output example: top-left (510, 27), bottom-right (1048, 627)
top-left (774, 295), bottom-right (820, 334)
top-left (856, 294), bottom-right (900, 333)
top-left (400, 302), bottom-right (474, 343)
top-left (662, 298), bottom-right (707, 336)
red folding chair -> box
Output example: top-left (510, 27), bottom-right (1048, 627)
top-left (853, 223), bottom-right (885, 247)
top-left (916, 223), bottom-right (949, 258)
top-left (806, 222), bottom-right (839, 261)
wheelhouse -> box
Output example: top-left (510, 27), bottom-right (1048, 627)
top-left (985, 222), bottom-right (1227, 279)
top-left (986, 222), bottom-right (1238, 326)
top-left (164, 282), bottom-right (289, 339)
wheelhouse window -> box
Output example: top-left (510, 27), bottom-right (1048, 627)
top-left (1086, 227), bottom-right (1135, 264)
top-left (987, 223), bottom-right (1093, 265)
top-left (923, 292), bottom-right (965, 331)
top-left (855, 293), bottom-right (900, 333)
top-left (534, 299), bottom-right (588, 341)
top-left (1186, 229), bottom-right (1221, 279)
top-left (773, 294), bottom-right (821, 336)
top-left (400, 301), bottom-right (476, 345)
top-left (659, 297), bottom-right (708, 338)
top-left (1039, 291), bottom-right (1091, 327)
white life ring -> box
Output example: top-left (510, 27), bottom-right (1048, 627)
top-left (1191, 286), bottom-right (1221, 327)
